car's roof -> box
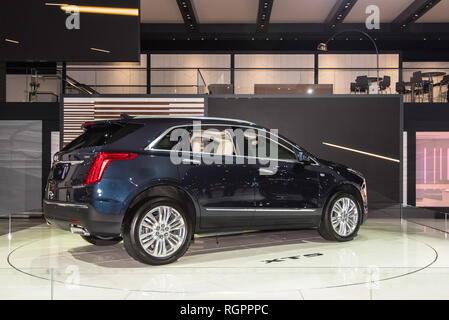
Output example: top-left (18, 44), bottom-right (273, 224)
top-left (113, 116), bottom-right (257, 127)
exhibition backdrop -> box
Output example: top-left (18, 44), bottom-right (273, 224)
top-left (0, 102), bottom-right (59, 215)
top-left (207, 95), bottom-right (402, 208)
top-left (1, 96), bottom-right (405, 214)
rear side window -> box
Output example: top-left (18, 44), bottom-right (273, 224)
top-left (63, 123), bottom-right (143, 152)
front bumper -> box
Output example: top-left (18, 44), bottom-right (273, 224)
top-left (43, 200), bottom-right (123, 237)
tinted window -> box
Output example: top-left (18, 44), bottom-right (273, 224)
top-left (154, 126), bottom-right (236, 156)
top-left (238, 131), bottom-right (297, 161)
top-left (63, 123), bottom-right (142, 152)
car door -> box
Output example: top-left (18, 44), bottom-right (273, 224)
top-left (243, 130), bottom-right (320, 228)
top-left (167, 125), bottom-right (257, 230)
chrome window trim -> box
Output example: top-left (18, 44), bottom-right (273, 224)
top-left (149, 149), bottom-right (301, 164)
top-left (145, 123), bottom-right (319, 165)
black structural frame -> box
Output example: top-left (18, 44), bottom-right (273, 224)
top-left (0, 63), bottom-right (5, 102)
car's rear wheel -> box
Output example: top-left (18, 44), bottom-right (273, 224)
top-left (81, 235), bottom-right (122, 246)
top-left (318, 192), bottom-right (362, 241)
top-left (123, 197), bottom-right (192, 265)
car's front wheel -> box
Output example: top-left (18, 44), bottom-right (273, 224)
top-left (318, 192), bottom-right (362, 241)
top-left (123, 197), bottom-right (192, 265)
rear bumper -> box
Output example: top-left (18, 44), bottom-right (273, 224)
top-left (43, 200), bottom-right (122, 237)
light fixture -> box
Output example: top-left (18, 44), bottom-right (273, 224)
top-left (307, 88), bottom-right (314, 94)
top-left (5, 38), bottom-right (19, 44)
top-left (322, 142), bottom-right (400, 163)
top-left (317, 29), bottom-right (380, 85)
top-left (46, 3), bottom-right (139, 16)
top-left (90, 47), bottom-right (110, 53)
top-left (317, 42), bottom-right (328, 51)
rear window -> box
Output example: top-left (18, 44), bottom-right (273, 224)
top-left (63, 123), bottom-right (143, 152)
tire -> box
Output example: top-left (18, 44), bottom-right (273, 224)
top-left (318, 192), bottom-right (362, 242)
top-left (123, 197), bottom-right (193, 265)
top-left (81, 235), bottom-right (122, 246)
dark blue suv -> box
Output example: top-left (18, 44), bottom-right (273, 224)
top-left (44, 116), bottom-right (368, 265)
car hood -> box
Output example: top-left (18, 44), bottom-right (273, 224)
top-left (316, 158), bottom-right (348, 171)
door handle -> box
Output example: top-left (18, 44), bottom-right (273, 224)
top-left (182, 158), bottom-right (201, 165)
top-left (259, 168), bottom-right (276, 175)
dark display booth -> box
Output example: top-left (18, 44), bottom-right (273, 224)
top-left (207, 95), bottom-right (402, 211)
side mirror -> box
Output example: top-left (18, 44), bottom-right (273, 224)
top-left (298, 151), bottom-right (308, 163)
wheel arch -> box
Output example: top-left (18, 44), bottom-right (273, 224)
top-left (322, 183), bottom-right (363, 214)
top-left (121, 184), bottom-right (199, 234)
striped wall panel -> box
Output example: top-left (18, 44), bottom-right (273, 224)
top-left (63, 97), bottom-right (205, 145)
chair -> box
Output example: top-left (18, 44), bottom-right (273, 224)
top-left (437, 75), bottom-right (449, 103)
top-left (379, 75), bottom-right (391, 94)
top-left (396, 81), bottom-right (412, 102)
top-left (355, 76), bottom-right (369, 94)
top-left (411, 71), bottom-right (430, 102)
top-left (350, 82), bottom-right (357, 94)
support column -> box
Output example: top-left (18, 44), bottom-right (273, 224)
top-left (230, 53), bottom-right (235, 94)
top-left (0, 62), bottom-right (6, 102)
top-left (146, 53), bottom-right (151, 94)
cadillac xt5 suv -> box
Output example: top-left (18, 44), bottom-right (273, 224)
top-left (44, 116), bottom-right (368, 265)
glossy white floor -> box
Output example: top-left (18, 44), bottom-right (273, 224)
top-left (1, 212), bottom-right (448, 300)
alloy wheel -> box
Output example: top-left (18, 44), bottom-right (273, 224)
top-left (138, 205), bottom-right (187, 258)
top-left (330, 197), bottom-right (359, 237)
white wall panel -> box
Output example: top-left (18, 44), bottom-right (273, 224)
top-left (67, 54), bottom-right (147, 94)
top-left (234, 54), bottom-right (315, 94)
top-left (151, 54), bottom-right (231, 92)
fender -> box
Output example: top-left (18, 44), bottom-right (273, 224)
top-left (119, 178), bottom-right (202, 232)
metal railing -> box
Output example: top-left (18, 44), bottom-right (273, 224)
top-left (5, 66), bottom-right (449, 103)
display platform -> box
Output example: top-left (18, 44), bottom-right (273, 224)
top-left (1, 210), bottom-right (448, 300)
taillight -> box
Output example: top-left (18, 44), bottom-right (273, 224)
top-left (81, 122), bottom-right (96, 130)
top-left (83, 152), bottom-right (136, 185)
